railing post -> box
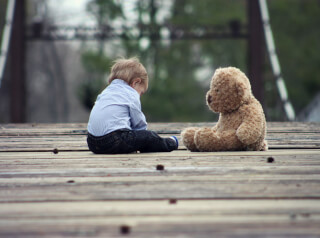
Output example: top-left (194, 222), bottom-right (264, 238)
top-left (248, 0), bottom-right (264, 105)
top-left (10, 0), bottom-right (26, 122)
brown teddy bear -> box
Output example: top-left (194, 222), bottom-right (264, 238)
top-left (181, 67), bottom-right (268, 152)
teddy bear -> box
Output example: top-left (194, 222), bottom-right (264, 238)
top-left (181, 67), bottom-right (268, 152)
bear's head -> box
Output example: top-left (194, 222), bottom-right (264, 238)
top-left (206, 67), bottom-right (252, 113)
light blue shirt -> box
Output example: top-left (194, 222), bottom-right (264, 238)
top-left (87, 79), bottom-right (147, 136)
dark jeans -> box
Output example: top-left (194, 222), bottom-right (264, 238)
top-left (87, 129), bottom-right (177, 154)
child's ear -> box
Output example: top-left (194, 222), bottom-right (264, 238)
top-left (135, 78), bottom-right (142, 84)
top-left (132, 78), bottom-right (141, 87)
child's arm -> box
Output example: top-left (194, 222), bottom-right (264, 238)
top-left (130, 107), bottom-right (147, 130)
top-left (129, 94), bottom-right (147, 130)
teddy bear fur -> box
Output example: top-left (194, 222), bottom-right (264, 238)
top-left (181, 67), bottom-right (268, 152)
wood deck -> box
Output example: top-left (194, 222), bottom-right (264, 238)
top-left (0, 122), bottom-right (320, 237)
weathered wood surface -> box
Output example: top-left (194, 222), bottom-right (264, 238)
top-left (1, 122), bottom-right (320, 151)
top-left (0, 122), bottom-right (320, 237)
top-left (1, 122), bottom-right (320, 134)
top-left (0, 200), bottom-right (319, 237)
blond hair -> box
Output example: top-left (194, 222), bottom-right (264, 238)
top-left (108, 57), bottom-right (148, 85)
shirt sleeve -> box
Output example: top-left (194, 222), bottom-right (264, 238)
top-left (129, 94), bottom-right (147, 130)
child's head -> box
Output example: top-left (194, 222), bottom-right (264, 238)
top-left (108, 57), bottom-right (148, 92)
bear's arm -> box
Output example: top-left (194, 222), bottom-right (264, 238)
top-left (236, 103), bottom-right (264, 145)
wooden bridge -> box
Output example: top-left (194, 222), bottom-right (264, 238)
top-left (0, 122), bottom-right (319, 237)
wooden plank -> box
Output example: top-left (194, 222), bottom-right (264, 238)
top-left (0, 221), bottom-right (319, 238)
top-left (0, 123), bottom-right (88, 136)
top-left (0, 217), bottom-right (319, 238)
top-left (0, 151), bottom-right (320, 168)
top-left (0, 135), bottom-right (88, 152)
top-left (0, 200), bottom-right (319, 237)
top-left (0, 148), bottom-right (319, 202)
top-left (1, 173), bottom-right (320, 201)
top-left (2, 163), bottom-right (319, 178)
top-left (0, 122), bottom-right (319, 237)
top-left (0, 132), bottom-right (316, 141)
top-left (2, 200), bottom-right (318, 218)
top-left (1, 174), bottom-right (320, 185)
top-left (1, 122), bottom-right (319, 151)
top-left (0, 149), bottom-right (319, 158)
top-left (149, 122), bottom-right (320, 134)
top-left (1, 122), bottom-right (319, 136)
top-left (1, 152), bottom-right (319, 202)
top-left (1, 173), bottom-right (320, 187)
top-left (1, 131), bottom-right (320, 151)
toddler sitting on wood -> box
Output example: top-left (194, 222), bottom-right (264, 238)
top-left (87, 57), bottom-right (178, 154)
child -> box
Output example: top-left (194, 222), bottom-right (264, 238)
top-left (87, 57), bottom-right (178, 154)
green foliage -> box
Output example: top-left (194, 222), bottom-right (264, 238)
top-left (171, 0), bottom-right (246, 25)
top-left (77, 78), bottom-right (106, 110)
top-left (268, 0), bottom-right (320, 113)
top-left (141, 40), bottom-right (213, 122)
top-left (0, 0), bottom-right (8, 46)
top-left (79, 0), bottom-right (247, 122)
top-left (77, 0), bottom-right (123, 111)
top-left (77, 50), bottom-right (111, 110)
top-left (78, 0), bottom-right (320, 121)
top-left (86, 0), bottom-right (123, 23)
top-left (81, 51), bottom-right (111, 74)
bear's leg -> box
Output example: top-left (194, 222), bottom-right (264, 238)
top-left (194, 128), bottom-right (222, 152)
top-left (219, 130), bottom-right (243, 151)
top-left (181, 127), bottom-right (200, 152)
top-left (195, 129), bottom-right (242, 152)
top-left (246, 136), bottom-right (268, 151)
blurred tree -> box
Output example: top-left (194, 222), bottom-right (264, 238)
top-left (78, 0), bottom-right (320, 121)
top-left (79, 0), bottom-right (247, 122)
top-left (140, 0), bottom-right (247, 122)
top-left (77, 50), bottom-right (112, 110)
top-left (76, 0), bottom-right (121, 110)
top-left (268, 0), bottom-right (320, 116)
top-left (0, 1), bottom-right (7, 42)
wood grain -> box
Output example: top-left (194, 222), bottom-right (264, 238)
top-left (0, 122), bottom-right (320, 237)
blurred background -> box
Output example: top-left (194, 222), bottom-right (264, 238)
top-left (0, 0), bottom-right (319, 123)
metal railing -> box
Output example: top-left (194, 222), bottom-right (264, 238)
top-left (0, 0), bottom-right (16, 88)
top-left (259, 0), bottom-right (295, 121)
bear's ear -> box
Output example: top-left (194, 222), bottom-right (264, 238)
top-left (236, 78), bottom-right (251, 103)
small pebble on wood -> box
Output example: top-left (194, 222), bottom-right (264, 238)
top-left (267, 157), bottom-right (275, 163)
top-left (156, 164), bottom-right (165, 170)
top-left (120, 225), bottom-right (131, 235)
top-left (169, 199), bottom-right (177, 204)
